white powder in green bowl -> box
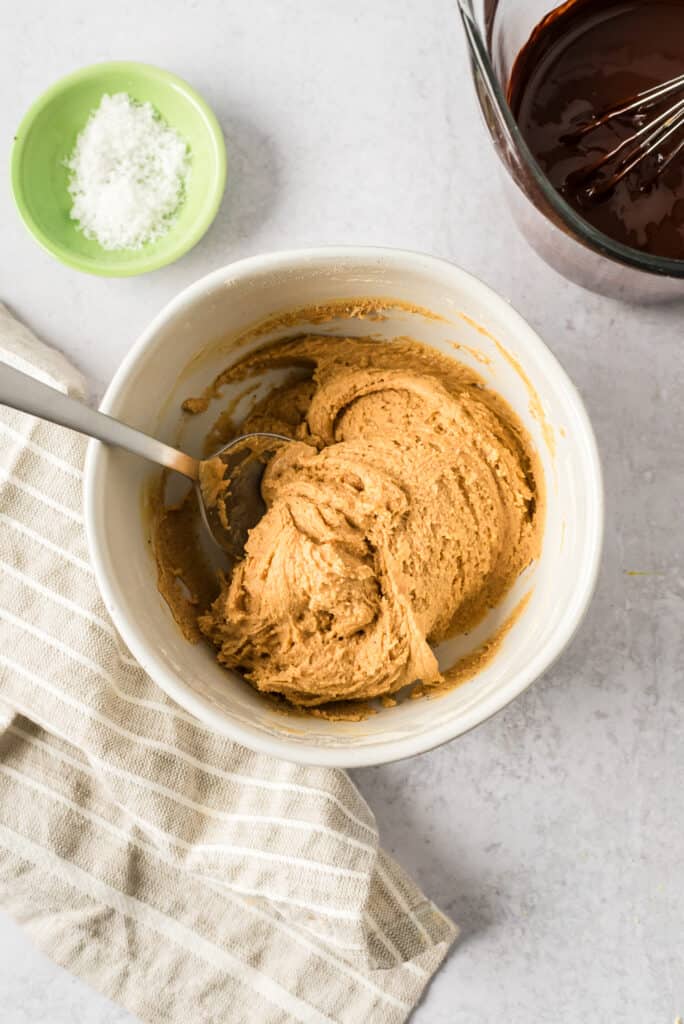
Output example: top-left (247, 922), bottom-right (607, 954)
top-left (66, 92), bottom-right (190, 250)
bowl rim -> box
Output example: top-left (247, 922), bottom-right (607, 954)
top-left (84, 245), bottom-right (604, 766)
top-left (10, 60), bottom-right (227, 277)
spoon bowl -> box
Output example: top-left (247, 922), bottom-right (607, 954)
top-left (196, 432), bottom-right (291, 559)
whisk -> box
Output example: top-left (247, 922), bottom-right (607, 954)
top-left (562, 73), bottom-right (684, 202)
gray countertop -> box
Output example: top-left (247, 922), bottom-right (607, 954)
top-left (1, 1), bottom-right (682, 1021)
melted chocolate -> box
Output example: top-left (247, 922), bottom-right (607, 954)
top-left (508, 0), bottom-right (684, 259)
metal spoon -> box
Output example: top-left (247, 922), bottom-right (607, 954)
top-left (0, 363), bottom-right (288, 559)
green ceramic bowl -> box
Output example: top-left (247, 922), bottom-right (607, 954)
top-left (11, 61), bottom-right (226, 276)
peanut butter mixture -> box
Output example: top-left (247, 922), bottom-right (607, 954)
top-left (154, 334), bottom-right (543, 711)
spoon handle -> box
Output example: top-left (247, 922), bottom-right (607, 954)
top-left (0, 363), bottom-right (199, 480)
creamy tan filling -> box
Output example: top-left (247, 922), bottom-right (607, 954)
top-left (154, 334), bottom-right (544, 711)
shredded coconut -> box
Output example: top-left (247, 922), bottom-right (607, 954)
top-left (66, 92), bottom-right (190, 251)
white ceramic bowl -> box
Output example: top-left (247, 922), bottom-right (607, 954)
top-left (84, 247), bottom-right (603, 767)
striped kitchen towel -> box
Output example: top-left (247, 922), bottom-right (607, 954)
top-left (0, 304), bottom-right (457, 1024)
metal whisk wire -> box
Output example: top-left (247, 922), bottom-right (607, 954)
top-left (563, 73), bottom-right (684, 201)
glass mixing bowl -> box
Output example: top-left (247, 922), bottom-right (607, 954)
top-left (458, 0), bottom-right (684, 301)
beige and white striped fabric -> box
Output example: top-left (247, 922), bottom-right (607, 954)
top-left (0, 308), bottom-right (456, 1024)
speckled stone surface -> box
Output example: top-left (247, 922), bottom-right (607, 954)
top-left (1, 1), bottom-right (682, 1021)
